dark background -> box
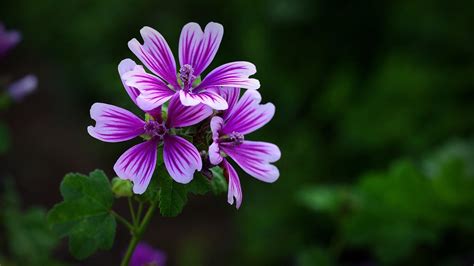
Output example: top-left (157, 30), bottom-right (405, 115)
top-left (1, 0), bottom-right (474, 265)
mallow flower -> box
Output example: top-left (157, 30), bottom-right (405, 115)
top-left (208, 88), bottom-right (281, 208)
top-left (130, 242), bottom-right (166, 266)
top-left (0, 23), bottom-right (21, 58)
top-left (7, 74), bottom-right (38, 102)
top-left (88, 59), bottom-right (212, 193)
top-left (121, 22), bottom-right (260, 111)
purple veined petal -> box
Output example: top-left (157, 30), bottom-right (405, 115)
top-left (195, 61), bottom-right (260, 91)
top-left (179, 89), bottom-right (228, 110)
top-left (179, 22), bottom-right (224, 76)
top-left (222, 140), bottom-right (281, 183)
top-left (210, 116), bottom-right (224, 141)
top-left (128, 26), bottom-right (180, 89)
top-left (118, 58), bottom-right (141, 107)
top-left (221, 159), bottom-right (242, 209)
top-left (217, 87), bottom-right (240, 119)
top-left (87, 103), bottom-right (145, 143)
top-left (166, 94), bottom-right (212, 128)
top-left (0, 23), bottom-right (21, 57)
top-left (114, 139), bottom-right (158, 194)
top-left (122, 65), bottom-right (176, 111)
top-left (222, 90), bottom-right (275, 135)
top-left (209, 142), bottom-right (223, 165)
top-left (7, 74), bottom-right (38, 102)
top-left (130, 242), bottom-right (166, 266)
top-left (163, 135), bottom-right (202, 184)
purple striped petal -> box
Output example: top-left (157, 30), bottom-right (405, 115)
top-left (221, 140), bottom-right (280, 183)
top-left (179, 22), bottom-right (223, 76)
top-left (209, 116), bottom-right (224, 165)
top-left (195, 62), bottom-right (260, 91)
top-left (222, 90), bottom-right (275, 135)
top-left (166, 94), bottom-right (212, 128)
top-left (128, 26), bottom-right (180, 89)
top-left (209, 142), bottom-right (223, 165)
top-left (218, 87), bottom-right (240, 119)
top-left (118, 58), bottom-right (141, 106)
top-left (122, 65), bottom-right (176, 111)
top-left (179, 89), bottom-right (228, 110)
top-left (222, 159), bottom-right (242, 209)
top-left (87, 103), bottom-right (145, 142)
top-left (163, 135), bottom-right (202, 184)
top-left (114, 139), bottom-right (158, 194)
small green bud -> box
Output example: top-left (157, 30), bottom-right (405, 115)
top-left (111, 177), bottom-right (133, 198)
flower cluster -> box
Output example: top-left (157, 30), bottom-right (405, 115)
top-left (0, 23), bottom-right (37, 102)
top-left (88, 22), bottom-right (280, 208)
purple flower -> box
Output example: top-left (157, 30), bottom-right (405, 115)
top-left (121, 22), bottom-right (260, 111)
top-left (88, 60), bottom-right (212, 193)
top-left (0, 23), bottom-right (21, 58)
top-left (208, 88), bottom-right (281, 208)
top-left (7, 75), bottom-right (38, 102)
top-left (130, 242), bottom-right (166, 266)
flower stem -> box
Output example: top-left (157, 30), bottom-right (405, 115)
top-left (120, 201), bottom-right (158, 266)
top-left (111, 210), bottom-right (134, 231)
top-left (128, 197), bottom-right (137, 226)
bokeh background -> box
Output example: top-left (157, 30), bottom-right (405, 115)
top-left (1, 0), bottom-right (474, 265)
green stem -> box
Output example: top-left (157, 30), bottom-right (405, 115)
top-left (128, 197), bottom-right (137, 226)
top-left (120, 202), bottom-right (158, 266)
top-left (111, 210), bottom-right (134, 231)
top-left (136, 201), bottom-right (144, 222)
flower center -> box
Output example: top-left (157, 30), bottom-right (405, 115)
top-left (219, 131), bottom-right (244, 146)
top-left (144, 120), bottom-right (167, 140)
top-left (178, 64), bottom-right (196, 90)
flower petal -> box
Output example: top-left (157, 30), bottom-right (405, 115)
top-left (179, 22), bottom-right (224, 76)
top-left (163, 135), bottom-right (202, 184)
top-left (179, 90), bottom-right (228, 110)
top-left (128, 26), bottom-right (180, 89)
top-left (210, 116), bottom-right (224, 141)
top-left (122, 65), bottom-right (176, 111)
top-left (114, 139), bottom-right (158, 194)
top-left (209, 142), bottom-right (223, 165)
top-left (166, 94), bottom-right (212, 128)
top-left (221, 140), bottom-right (280, 183)
top-left (118, 58), bottom-right (141, 106)
top-left (222, 90), bottom-right (275, 135)
top-left (195, 62), bottom-right (260, 91)
top-left (221, 159), bottom-right (242, 209)
top-left (87, 103), bottom-right (145, 142)
top-left (218, 87), bottom-right (240, 119)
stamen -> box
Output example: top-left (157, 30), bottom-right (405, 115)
top-left (219, 131), bottom-right (244, 146)
top-left (144, 120), bottom-right (167, 140)
top-left (178, 64), bottom-right (196, 90)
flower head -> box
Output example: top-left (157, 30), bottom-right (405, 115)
top-left (121, 22), bottom-right (260, 111)
top-left (130, 242), bottom-right (166, 266)
top-left (208, 88), bottom-right (281, 208)
top-left (0, 23), bottom-right (21, 58)
top-left (7, 74), bottom-right (38, 102)
top-left (88, 60), bottom-right (212, 193)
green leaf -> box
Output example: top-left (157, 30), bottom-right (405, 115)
top-left (298, 185), bottom-right (351, 213)
top-left (157, 165), bottom-right (228, 217)
top-left (47, 170), bottom-right (116, 259)
top-left (209, 166), bottom-right (228, 195)
top-left (158, 169), bottom-right (188, 217)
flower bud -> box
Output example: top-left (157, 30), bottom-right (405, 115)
top-left (111, 177), bottom-right (133, 198)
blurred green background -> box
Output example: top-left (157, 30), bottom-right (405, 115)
top-left (1, 0), bottom-right (474, 265)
